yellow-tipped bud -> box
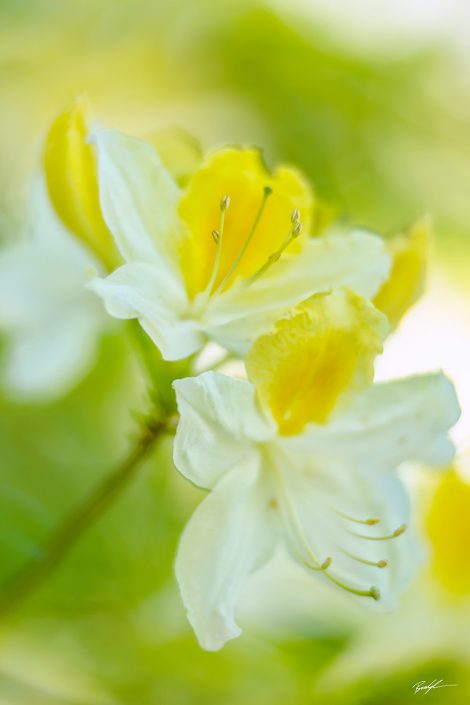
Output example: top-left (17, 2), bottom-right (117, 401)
top-left (44, 98), bottom-right (118, 269)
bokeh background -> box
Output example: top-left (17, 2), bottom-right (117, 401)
top-left (1, 1), bottom-right (470, 703)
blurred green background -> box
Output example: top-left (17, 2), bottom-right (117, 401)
top-left (1, 1), bottom-right (470, 703)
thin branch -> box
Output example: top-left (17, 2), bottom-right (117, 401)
top-left (0, 415), bottom-right (174, 619)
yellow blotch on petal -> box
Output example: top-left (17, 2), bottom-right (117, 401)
top-left (44, 100), bottom-right (118, 269)
top-left (246, 289), bottom-right (386, 436)
top-left (374, 218), bottom-right (429, 328)
top-left (177, 148), bottom-right (314, 298)
top-left (427, 470), bottom-right (470, 597)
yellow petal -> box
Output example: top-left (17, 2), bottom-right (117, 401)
top-left (246, 289), bottom-right (386, 436)
top-left (177, 148), bottom-right (314, 298)
top-left (373, 218), bottom-right (429, 328)
top-left (427, 470), bottom-right (470, 597)
top-left (44, 99), bottom-right (118, 269)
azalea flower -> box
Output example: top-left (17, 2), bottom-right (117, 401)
top-left (0, 180), bottom-right (107, 400)
top-left (172, 289), bottom-right (460, 650)
top-left (80, 125), bottom-right (392, 360)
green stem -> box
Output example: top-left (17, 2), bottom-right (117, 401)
top-left (0, 415), bottom-right (173, 619)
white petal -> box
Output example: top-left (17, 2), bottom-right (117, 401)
top-left (203, 230), bottom-right (390, 352)
top-left (275, 451), bottom-right (418, 608)
top-left (2, 306), bottom-right (101, 400)
top-left (0, 192), bottom-right (105, 400)
top-left (175, 462), bottom-right (275, 651)
top-left (88, 262), bottom-right (202, 361)
top-left (285, 373), bottom-right (460, 474)
top-left (173, 371), bottom-right (276, 489)
top-left (91, 128), bottom-right (181, 268)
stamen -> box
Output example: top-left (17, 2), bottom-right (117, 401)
top-left (344, 551), bottom-right (389, 569)
top-left (203, 195), bottom-right (230, 297)
top-left (292, 222), bottom-right (302, 237)
top-left (268, 453), bottom-right (333, 572)
top-left (244, 211), bottom-right (303, 288)
top-left (324, 573), bottom-right (381, 601)
top-left (353, 523), bottom-right (407, 541)
top-left (336, 510), bottom-right (380, 526)
top-left (214, 185), bottom-right (272, 294)
top-left (267, 448), bottom-right (380, 602)
top-left (302, 556), bottom-right (332, 572)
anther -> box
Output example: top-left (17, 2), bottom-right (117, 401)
top-left (304, 556), bottom-right (333, 572)
top-left (292, 222), bottom-right (302, 238)
top-left (243, 215), bottom-right (304, 288)
top-left (337, 510), bottom-right (381, 526)
top-left (353, 523), bottom-right (408, 541)
top-left (291, 208), bottom-right (300, 224)
top-left (220, 195), bottom-right (230, 211)
top-left (202, 196), bottom-right (230, 298)
top-left (324, 572), bottom-right (382, 600)
top-left (393, 523), bottom-right (407, 537)
top-left (344, 551), bottom-right (389, 569)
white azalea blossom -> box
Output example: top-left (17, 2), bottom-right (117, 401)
top-left (87, 128), bottom-right (391, 360)
top-left (172, 289), bottom-right (460, 651)
top-left (0, 181), bottom-right (108, 400)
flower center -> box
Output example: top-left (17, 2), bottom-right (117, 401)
top-left (196, 187), bottom-right (304, 307)
top-left (177, 148), bottom-right (313, 299)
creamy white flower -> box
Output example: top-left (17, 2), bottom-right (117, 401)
top-left (172, 289), bottom-right (460, 651)
top-left (0, 181), bottom-right (108, 400)
top-left (86, 128), bottom-right (391, 360)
